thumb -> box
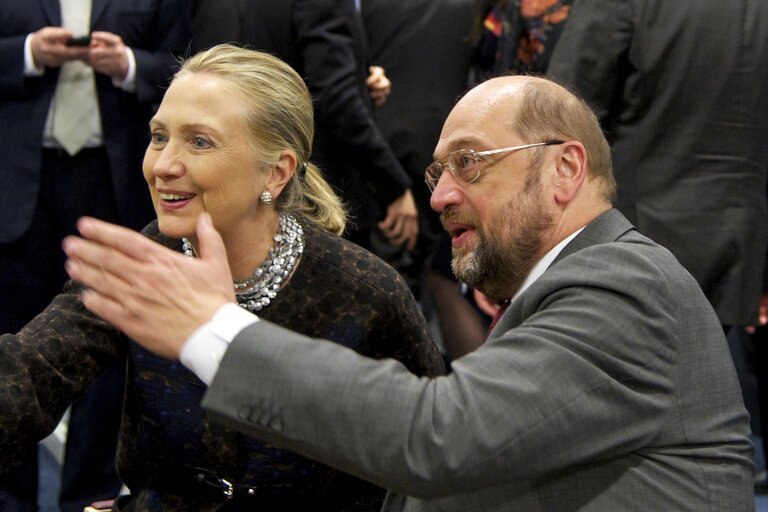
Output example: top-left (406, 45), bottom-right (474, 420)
top-left (196, 213), bottom-right (228, 268)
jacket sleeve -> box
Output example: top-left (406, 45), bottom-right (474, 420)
top-left (546, 0), bottom-right (633, 125)
top-left (292, 0), bottom-right (411, 209)
top-left (0, 35), bottom-right (30, 95)
top-left (129, 0), bottom-right (193, 104)
top-left (202, 243), bottom-right (707, 497)
top-left (0, 281), bottom-right (124, 470)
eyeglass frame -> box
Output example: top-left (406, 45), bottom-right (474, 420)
top-left (424, 140), bottom-right (565, 192)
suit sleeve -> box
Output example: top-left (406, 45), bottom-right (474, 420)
top-left (130, 0), bottom-right (192, 104)
top-left (0, 35), bottom-right (29, 95)
top-left (202, 244), bottom-right (690, 497)
top-left (546, 0), bottom-right (633, 124)
top-left (292, 0), bottom-right (411, 209)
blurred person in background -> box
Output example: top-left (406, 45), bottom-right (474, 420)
top-left (191, 0), bottom-right (420, 256)
top-left (0, 1), bottom-right (192, 510)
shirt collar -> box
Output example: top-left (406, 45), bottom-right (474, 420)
top-left (509, 226), bottom-right (585, 305)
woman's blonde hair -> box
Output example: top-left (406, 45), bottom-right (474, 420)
top-left (175, 44), bottom-right (346, 235)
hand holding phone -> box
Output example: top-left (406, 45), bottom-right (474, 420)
top-left (65, 35), bottom-right (92, 47)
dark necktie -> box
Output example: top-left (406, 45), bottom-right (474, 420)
top-left (486, 298), bottom-right (511, 339)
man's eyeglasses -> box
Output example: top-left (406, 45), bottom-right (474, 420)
top-left (424, 140), bottom-right (565, 192)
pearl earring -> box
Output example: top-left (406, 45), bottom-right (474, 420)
top-left (260, 190), bottom-right (273, 205)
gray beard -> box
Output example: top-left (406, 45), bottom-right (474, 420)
top-left (451, 190), bottom-right (553, 300)
top-left (451, 232), bottom-right (529, 300)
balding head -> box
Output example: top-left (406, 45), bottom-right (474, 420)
top-left (450, 76), bottom-right (616, 203)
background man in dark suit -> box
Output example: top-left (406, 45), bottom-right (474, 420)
top-left (0, 1), bottom-right (192, 510)
top-left (360, 0), bottom-right (474, 300)
top-left (65, 75), bottom-right (753, 510)
top-left (192, 0), bottom-right (419, 252)
top-left (547, 0), bottom-right (768, 329)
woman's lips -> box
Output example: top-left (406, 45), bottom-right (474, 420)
top-left (157, 191), bottom-right (195, 210)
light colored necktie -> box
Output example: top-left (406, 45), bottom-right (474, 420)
top-left (51, 0), bottom-right (97, 156)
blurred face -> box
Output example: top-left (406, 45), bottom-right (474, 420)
top-left (143, 72), bottom-right (267, 243)
top-left (429, 80), bottom-right (556, 299)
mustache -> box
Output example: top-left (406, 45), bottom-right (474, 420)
top-left (440, 208), bottom-right (479, 231)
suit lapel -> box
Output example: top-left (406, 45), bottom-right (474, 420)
top-left (490, 209), bottom-right (636, 339)
top-left (90, 0), bottom-right (113, 28)
top-left (40, 0), bottom-right (61, 26)
top-left (551, 208), bottom-right (635, 266)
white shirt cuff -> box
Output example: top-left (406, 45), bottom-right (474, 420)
top-left (113, 47), bottom-right (137, 92)
top-left (179, 303), bottom-right (259, 385)
top-left (24, 34), bottom-right (45, 77)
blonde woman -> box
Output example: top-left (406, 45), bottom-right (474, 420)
top-left (0, 45), bottom-right (444, 511)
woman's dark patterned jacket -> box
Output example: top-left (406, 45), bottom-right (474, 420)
top-left (0, 220), bottom-right (445, 511)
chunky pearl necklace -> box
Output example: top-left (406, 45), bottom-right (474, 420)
top-left (182, 213), bottom-right (304, 312)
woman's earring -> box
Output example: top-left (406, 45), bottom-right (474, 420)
top-left (260, 190), bottom-right (273, 206)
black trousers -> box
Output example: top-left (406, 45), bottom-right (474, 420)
top-left (0, 147), bottom-right (124, 511)
top-left (752, 324), bottom-right (768, 468)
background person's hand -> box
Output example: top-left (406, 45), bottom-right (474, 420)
top-left (86, 31), bottom-right (130, 80)
top-left (378, 189), bottom-right (418, 251)
top-left (746, 293), bottom-right (768, 334)
top-left (366, 65), bottom-right (391, 107)
top-left (29, 27), bottom-right (89, 68)
top-left (473, 289), bottom-right (501, 318)
top-left (63, 213), bottom-right (236, 359)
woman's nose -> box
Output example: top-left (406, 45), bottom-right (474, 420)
top-left (149, 144), bottom-right (184, 180)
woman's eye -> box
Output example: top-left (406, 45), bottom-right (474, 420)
top-left (150, 132), bottom-right (167, 145)
top-left (192, 136), bottom-right (212, 149)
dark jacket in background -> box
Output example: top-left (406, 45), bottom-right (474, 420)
top-left (361, 0), bottom-right (474, 240)
top-left (192, 0), bottom-right (412, 235)
top-left (548, 0), bottom-right (768, 326)
top-left (0, 0), bottom-right (191, 243)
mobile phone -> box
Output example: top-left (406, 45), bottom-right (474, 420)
top-left (65, 35), bottom-right (91, 47)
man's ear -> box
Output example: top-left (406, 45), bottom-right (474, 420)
top-left (267, 150), bottom-right (298, 198)
top-left (553, 142), bottom-right (588, 206)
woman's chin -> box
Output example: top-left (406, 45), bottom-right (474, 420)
top-left (157, 218), bottom-right (194, 241)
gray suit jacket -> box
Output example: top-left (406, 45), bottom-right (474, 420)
top-left (203, 209), bottom-right (753, 511)
top-left (547, 0), bottom-right (768, 326)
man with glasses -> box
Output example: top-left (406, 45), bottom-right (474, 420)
top-left (62, 74), bottom-right (753, 510)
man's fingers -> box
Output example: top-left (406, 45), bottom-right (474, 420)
top-left (389, 216), bottom-right (406, 238)
top-left (196, 213), bottom-right (228, 266)
top-left (62, 231), bottom-right (174, 311)
top-left (80, 288), bottom-right (131, 326)
top-left (64, 250), bottom-right (135, 303)
top-left (379, 215), bottom-right (418, 249)
top-left (81, 289), bottom-right (155, 345)
top-left (63, 233), bottom-right (150, 281)
top-left (388, 221), bottom-right (418, 250)
top-left (75, 217), bottom-right (159, 262)
top-left (89, 31), bottom-right (121, 46)
top-left (405, 224), bottom-right (418, 251)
